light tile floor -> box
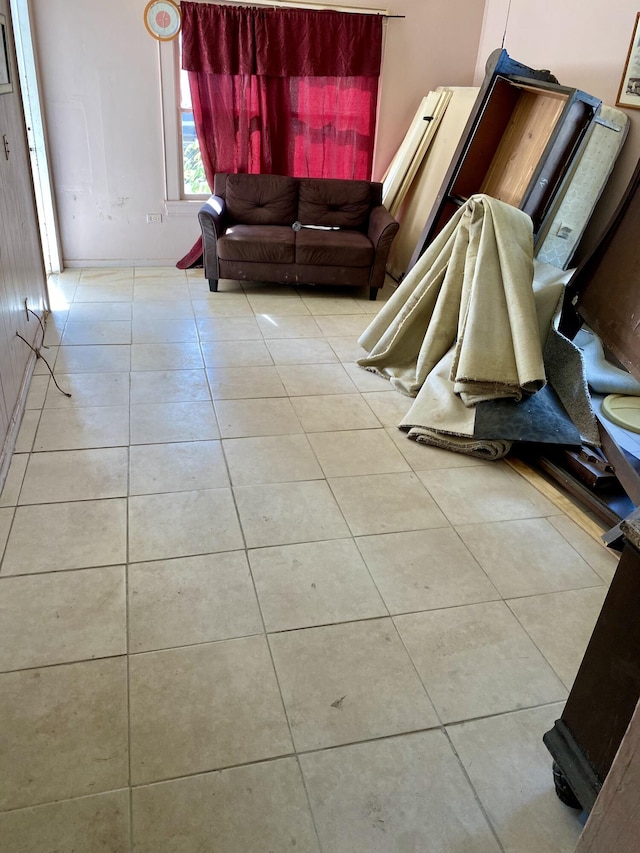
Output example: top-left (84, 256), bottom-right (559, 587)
top-left (0, 268), bottom-right (620, 852)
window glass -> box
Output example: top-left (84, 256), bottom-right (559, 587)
top-left (180, 65), bottom-right (208, 196)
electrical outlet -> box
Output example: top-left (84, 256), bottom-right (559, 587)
top-left (146, 213), bottom-right (162, 223)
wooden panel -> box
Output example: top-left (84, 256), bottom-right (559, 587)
top-left (564, 157), bottom-right (640, 379)
top-left (0, 0), bottom-right (47, 481)
top-left (449, 77), bottom-right (519, 201)
top-left (386, 87), bottom-right (478, 280)
top-left (561, 541), bottom-right (640, 779)
top-left (480, 89), bottom-right (566, 205)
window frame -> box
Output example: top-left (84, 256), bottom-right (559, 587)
top-left (159, 39), bottom-right (209, 217)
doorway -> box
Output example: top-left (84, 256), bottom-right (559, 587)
top-left (9, 0), bottom-right (61, 275)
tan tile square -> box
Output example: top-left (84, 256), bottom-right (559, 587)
top-left (326, 335), bottom-right (368, 362)
top-left (0, 454), bottom-right (28, 507)
top-left (34, 406), bottom-right (130, 450)
top-left (300, 295), bottom-right (366, 315)
top-left (385, 426), bottom-right (488, 470)
top-left (128, 488), bottom-right (243, 562)
top-left (131, 759), bottom-right (319, 853)
top-left (300, 731), bottom-right (500, 853)
top-left (67, 302), bottom-right (132, 322)
top-left (457, 517), bottom-right (603, 597)
top-left (55, 345), bottom-right (131, 373)
top-left (508, 586), bottom-right (608, 688)
top-left (131, 342), bottom-right (204, 371)
top-left (129, 637), bottom-right (292, 783)
top-left (356, 528), bottom-right (500, 614)
top-left (277, 363), bottom-right (357, 396)
top-left (134, 266), bottom-right (187, 282)
top-left (248, 294), bottom-right (310, 315)
top-left (314, 314), bottom-right (372, 336)
top-left (129, 369), bottom-right (210, 404)
top-left (130, 401), bottom-right (219, 444)
top-left (235, 480), bottom-right (350, 548)
top-left (132, 317), bottom-right (198, 343)
top-left (13, 410), bottom-right (40, 452)
top-left (329, 472), bottom-right (448, 536)
top-left (0, 658), bottom-right (128, 810)
top-left (194, 278), bottom-right (245, 294)
top-left (191, 295), bottom-right (253, 317)
top-left (134, 267), bottom-right (187, 282)
top-left (34, 347), bottom-right (58, 375)
top-left (20, 448), bottom-right (128, 504)
top-left (417, 464), bottom-right (559, 525)
top-left (2, 499), bottom-right (126, 575)
top-left (132, 300), bottom-right (194, 320)
top-left (25, 375), bottom-right (49, 409)
top-left (549, 515), bottom-right (619, 583)
top-left (129, 551), bottom-right (262, 652)
top-left (80, 268), bottom-right (134, 286)
top-left (361, 390), bottom-right (411, 427)
top-left (0, 507), bottom-right (13, 556)
top-left (309, 429), bottom-right (409, 477)
top-left (61, 321), bottom-right (132, 345)
top-left (0, 566), bottom-right (126, 671)
top-left (207, 366), bottom-right (286, 399)
top-left (342, 361), bottom-right (395, 391)
top-left (271, 619), bottom-right (437, 750)
top-left (196, 317), bottom-right (262, 340)
top-left (448, 705), bottom-right (583, 852)
top-left (74, 285), bottom-right (134, 303)
top-left (291, 394), bottom-right (380, 432)
top-left (129, 440), bottom-right (228, 494)
top-left (0, 790), bottom-right (130, 853)
top-left (266, 338), bottom-right (338, 364)
top-left (44, 373), bottom-right (130, 409)
top-left (200, 339), bottom-right (273, 368)
top-left (215, 397), bottom-right (303, 438)
top-left (134, 284), bottom-right (191, 301)
top-left (257, 315), bottom-right (323, 339)
top-left (224, 434), bottom-right (323, 485)
top-left (395, 602), bottom-right (566, 723)
top-left (250, 539), bottom-right (386, 631)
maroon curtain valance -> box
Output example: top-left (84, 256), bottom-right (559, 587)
top-left (181, 2), bottom-right (383, 77)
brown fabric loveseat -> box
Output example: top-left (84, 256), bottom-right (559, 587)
top-left (198, 173), bottom-right (399, 300)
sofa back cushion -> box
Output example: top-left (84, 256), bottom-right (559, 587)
top-left (297, 178), bottom-right (372, 230)
top-left (225, 174), bottom-right (298, 225)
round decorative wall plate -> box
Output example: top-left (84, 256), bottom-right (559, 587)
top-left (144, 0), bottom-right (182, 41)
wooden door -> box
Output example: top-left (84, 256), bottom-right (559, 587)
top-left (0, 0), bottom-right (47, 472)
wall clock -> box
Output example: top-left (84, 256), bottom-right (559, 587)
top-left (144, 0), bottom-right (182, 41)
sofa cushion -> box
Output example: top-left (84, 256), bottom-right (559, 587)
top-left (297, 179), bottom-right (372, 229)
top-left (225, 174), bottom-right (298, 226)
top-left (295, 229), bottom-right (373, 267)
top-left (217, 225), bottom-right (295, 264)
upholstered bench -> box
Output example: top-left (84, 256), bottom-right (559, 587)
top-left (198, 172), bottom-right (399, 300)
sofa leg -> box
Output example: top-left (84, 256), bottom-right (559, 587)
top-left (208, 278), bottom-right (219, 292)
top-left (369, 286), bottom-right (378, 301)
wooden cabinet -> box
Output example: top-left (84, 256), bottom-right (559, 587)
top-left (0, 0), bottom-right (48, 480)
top-left (408, 50), bottom-right (601, 268)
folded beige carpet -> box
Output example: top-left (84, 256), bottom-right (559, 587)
top-left (357, 195), bottom-right (549, 458)
top-left (358, 194), bottom-right (544, 405)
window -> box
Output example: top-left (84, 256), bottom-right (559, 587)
top-left (179, 67), bottom-right (208, 196)
top-left (159, 39), bottom-right (208, 214)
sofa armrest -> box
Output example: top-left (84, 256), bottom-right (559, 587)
top-left (367, 204), bottom-right (398, 248)
top-left (367, 205), bottom-right (400, 293)
top-left (198, 195), bottom-right (227, 281)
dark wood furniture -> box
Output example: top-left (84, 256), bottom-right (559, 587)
top-left (543, 157), bottom-right (640, 813)
top-left (408, 49), bottom-right (601, 270)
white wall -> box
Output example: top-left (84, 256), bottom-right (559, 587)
top-left (475, 0), bottom-right (640, 255)
top-left (29, 0), bottom-right (486, 266)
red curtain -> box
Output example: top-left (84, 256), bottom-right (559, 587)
top-left (181, 2), bottom-right (382, 182)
